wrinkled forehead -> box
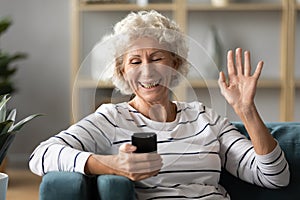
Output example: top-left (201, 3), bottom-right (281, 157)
top-left (125, 36), bottom-right (171, 54)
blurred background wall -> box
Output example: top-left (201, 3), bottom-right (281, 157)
top-left (0, 0), bottom-right (71, 168)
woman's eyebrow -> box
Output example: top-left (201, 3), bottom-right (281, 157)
top-left (126, 49), bottom-right (166, 58)
top-left (150, 50), bottom-right (165, 56)
top-left (126, 53), bottom-right (141, 58)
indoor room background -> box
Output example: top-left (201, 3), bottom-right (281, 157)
top-left (0, 0), bottom-right (299, 170)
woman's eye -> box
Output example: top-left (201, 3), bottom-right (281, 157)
top-left (130, 59), bottom-right (141, 64)
top-left (152, 57), bottom-right (162, 62)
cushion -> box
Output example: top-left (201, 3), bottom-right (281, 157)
top-left (220, 122), bottom-right (300, 200)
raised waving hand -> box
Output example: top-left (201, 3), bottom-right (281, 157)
top-left (218, 48), bottom-right (276, 155)
top-left (218, 48), bottom-right (263, 112)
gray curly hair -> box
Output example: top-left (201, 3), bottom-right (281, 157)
top-left (101, 10), bottom-right (189, 95)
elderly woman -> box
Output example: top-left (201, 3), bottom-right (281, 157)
top-left (29, 10), bottom-right (289, 199)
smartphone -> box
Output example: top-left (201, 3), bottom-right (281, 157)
top-left (131, 132), bottom-right (157, 153)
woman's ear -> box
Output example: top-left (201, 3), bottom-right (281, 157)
top-left (123, 71), bottom-right (128, 81)
top-left (116, 57), bottom-right (127, 81)
top-left (120, 66), bottom-right (127, 81)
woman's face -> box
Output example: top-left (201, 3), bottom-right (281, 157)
top-left (122, 37), bottom-right (178, 103)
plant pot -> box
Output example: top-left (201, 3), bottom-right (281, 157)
top-left (0, 172), bottom-right (8, 200)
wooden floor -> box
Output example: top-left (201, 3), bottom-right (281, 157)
top-left (5, 169), bottom-right (41, 200)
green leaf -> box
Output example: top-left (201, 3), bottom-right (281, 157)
top-left (0, 53), bottom-right (27, 72)
top-left (8, 113), bottom-right (42, 132)
top-left (0, 67), bottom-right (17, 78)
top-left (0, 120), bottom-right (13, 136)
top-left (0, 17), bottom-right (12, 36)
top-left (0, 94), bottom-right (10, 122)
top-left (0, 83), bottom-right (14, 96)
top-left (6, 108), bottom-right (16, 122)
top-left (0, 133), bottom-right (15, 165)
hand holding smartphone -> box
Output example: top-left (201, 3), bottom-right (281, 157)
top-left (131, 132), bottom-right (157, 153)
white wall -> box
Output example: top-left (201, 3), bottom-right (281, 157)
top-left (0, 0), bottom-right (71, 168)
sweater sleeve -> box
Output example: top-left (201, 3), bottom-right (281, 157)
top-left (29, 105), bottom-right (115, 176)
top-left (218, 118), bottom-right (290, 189)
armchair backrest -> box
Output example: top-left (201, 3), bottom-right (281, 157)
top-left (220, 122), bottom-right (300, 200)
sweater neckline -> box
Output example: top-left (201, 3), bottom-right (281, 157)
top-left (126, 101), bottom-right (182, 131)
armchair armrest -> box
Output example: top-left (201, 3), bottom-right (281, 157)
top-left (39, 171), bottom-right (95, 200)
top-left (97, 175), bottom-right (135, 199)
top-left (39, 172), bottom-right (135, 200)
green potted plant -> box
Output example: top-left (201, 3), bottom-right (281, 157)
top-left (0, 94), bottom-right (41, 165)
top-left (0, 17), bottom-right (27, 95)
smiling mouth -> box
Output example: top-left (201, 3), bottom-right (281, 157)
top-left (139, 80), bottom-right (160, 89)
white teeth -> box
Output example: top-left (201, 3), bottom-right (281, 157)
top-left (141, 80), bottom-right (159, 89)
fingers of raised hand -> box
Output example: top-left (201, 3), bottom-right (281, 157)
top-left (227, 50), bottom-right (235, 76)
top-left (244, 50), bottom-right (251, 76)
top-left (235, 48), bottom-right (243, 75)
top-left (218, 71), bottom-right (228, 91)
top-left (227, 48), bottom-right (256, 77)
top-left (227, 48), bottom-right (263, 78)
top-left (253, 61), bottom-right (263, 79)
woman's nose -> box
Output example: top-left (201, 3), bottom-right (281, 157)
top-left (140, 63), bottom-right (153, 77)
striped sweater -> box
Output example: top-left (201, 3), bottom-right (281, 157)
top-left (29, 101), bottom-right (289, 199)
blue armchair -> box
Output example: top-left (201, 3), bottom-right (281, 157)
top-left (39, 172), bottom-right (135, 200)
top-left (39, 122), bottom-right (300, 200)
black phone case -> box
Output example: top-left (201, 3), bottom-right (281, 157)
top-left (131, 132), bottom-right (157, 153)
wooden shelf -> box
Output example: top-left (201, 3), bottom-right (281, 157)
top-left (71, 0), bottom-right (297, 122)
top-left (77, 78), bottom-right (114, 88)
top-left (79, 2), bottom-right (176, 11)
top-left (189, 79), bottom-right (218, 88)
top-left (296, 80), bottom-right (300, 88)
top-left (77, 78), bottom-right (281, 89)
top-left (186, 79), bottom-right (281, 89)
top-left (187, 3), bottom-right (282, 11)
top-left (79, 2), bottom-right (283, 12)
top-left (257, 79), bottom-right (281, 88)
top-left (79, 3), bottom-right (282, 11)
